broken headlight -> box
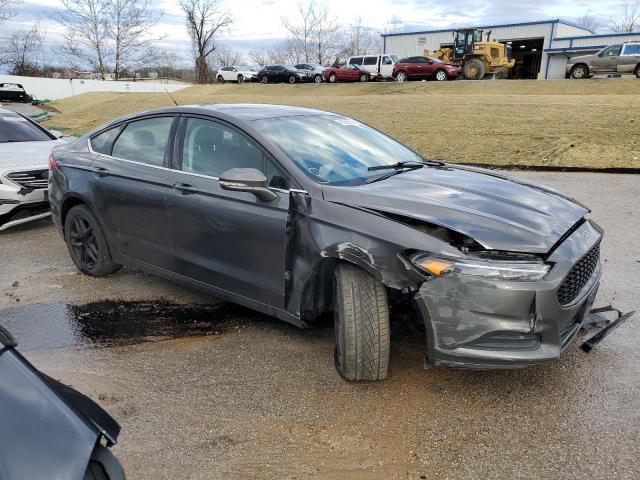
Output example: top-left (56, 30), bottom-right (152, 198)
top-left (411, 253), bottom-right (551, 281)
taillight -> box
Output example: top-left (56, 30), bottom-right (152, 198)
top-left (48, 154), bottom-right (56, 170)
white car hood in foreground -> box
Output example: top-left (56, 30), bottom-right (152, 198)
top-left (0, 139), bottom-right (66, 169)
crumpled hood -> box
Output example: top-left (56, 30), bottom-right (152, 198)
top-left (322, 165), bottom-right (588, 254)
top-left (0, 140), bottom-right (65, 169)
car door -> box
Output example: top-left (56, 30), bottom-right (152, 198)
top-left (88, 115), bottom-right (176, 269)
top-left (165, 116), bottom-right (292, 308)
top-left (618, 44), bottom-right (640, 74)
top-left (379, 55), bottom-right (395, 77)
top-left (592, 45), bottom-right (622, 73)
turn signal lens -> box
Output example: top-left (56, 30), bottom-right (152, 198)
top-left (416, 259), bottom-right (453, 277)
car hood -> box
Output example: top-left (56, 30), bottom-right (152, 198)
top-left (0, 139), bottom-right (65, 169)
top-left (322, 165), bottom-right (588, 254)
top-left (570, 54), bottom-right (596, 63)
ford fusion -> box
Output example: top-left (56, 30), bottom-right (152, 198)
top-left (49, 105), bottom-right (602, 381)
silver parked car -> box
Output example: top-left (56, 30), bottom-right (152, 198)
top-left (293, 63), bottom-right (326, 83)
top-left (568, 42), bottom-right (640, 79)
top-left (0, 107), bottom-right (65, 230)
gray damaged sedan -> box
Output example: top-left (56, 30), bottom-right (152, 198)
top-left (49, 105), bottom-right (602, 381)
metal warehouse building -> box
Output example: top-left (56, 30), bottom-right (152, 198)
top-left (382, 19), bottom-right (640, 79)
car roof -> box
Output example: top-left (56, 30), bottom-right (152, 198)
top-left (0, 107), bottom-right (20, 115)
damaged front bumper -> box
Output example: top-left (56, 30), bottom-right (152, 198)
top-left (415, 220), bottom-right (603, 369)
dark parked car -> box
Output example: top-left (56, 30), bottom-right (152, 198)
top-left (50, 104), bottom-right (603, 381)
top-left (323, 64), bottom-right (370, 83)
top-left (0, 325), bottom-right (125, 479)
top-left (0, 83), bottom-right (33, 103)
top-left (256, 65), bottom-right (304, 84)
top-left (393, 56), bottom-right (462, 82)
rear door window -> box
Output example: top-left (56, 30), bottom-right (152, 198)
top-left (90, 126), bottom-right (121, 154)
top-left (363, 57), bottom-right (377, 66)
top-left (181, 117), bottom-right (288, 188)
top-left (622, 44), bottom-right (640, 55)
top-left (111, 116), bottom-right (173, 166)
top-left (350, 57), bottom-right (363, 65)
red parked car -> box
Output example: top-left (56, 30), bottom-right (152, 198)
top-left (323, 64), bottom-right (371, 83)
top-left (393, 56), bottom-right (462, 82)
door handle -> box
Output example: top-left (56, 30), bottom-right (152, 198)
top-left (173, 183), bottom-right (199, 194)
top-left (89, 166), bottom-right (110, 177)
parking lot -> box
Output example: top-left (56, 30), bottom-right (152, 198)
top-left (1, 170), bottom-right (638, 479)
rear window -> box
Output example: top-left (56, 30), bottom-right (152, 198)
top-left (363, 57), bottom-right (377, 65)
top-left (622, 44), bottom-right (640, 55)
top-left (0, 114), bottom-right (52, 143)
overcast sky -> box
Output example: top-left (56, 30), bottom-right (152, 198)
top-left (0, 0), bottom-right (628, 67)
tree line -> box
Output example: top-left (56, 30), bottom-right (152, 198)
top-left (1, 0), bottom-right (640, 83)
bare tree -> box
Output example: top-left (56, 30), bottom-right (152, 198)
top-left (281, 1), bottom-right (314, 62)
top-left (383, 15), bottom-right (404, 34)
top-left (180, 0), bottom-right (232, 83)
top-left (57, 0), bottom-right (111, 79)
top-left (608, 2), bottom-right (640, 32)
top-left (248, 45), bottom-right (296, 66)
top-left (340, 18), bottom-right (382, 57)
top-left (105, 0), bottom-right (164, 80)
top-left (281, 0), bottom-right (339, 64)
top-left (213, 43), bottom-right (244, 67)
top-left (311, 0), bottom-right (339, 64)
top-left (0, 0), bottom-right (21, 21)
top-left (576, 14), bottom-right (599, 32)
top-left (0, 22), bottom-right (45, 75)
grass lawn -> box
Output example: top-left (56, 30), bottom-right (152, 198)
top-left (44, 79), bottom-right (640, 169)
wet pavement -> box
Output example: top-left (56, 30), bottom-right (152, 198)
top-left (0, 171), bottom-right (639, 479)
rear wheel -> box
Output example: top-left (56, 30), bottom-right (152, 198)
top-left (571, 64), bottom-right (588, 79)
top-left (64, 205), bottom-right (121, 277)
top-left (314, 74), bottom-right (323, 83)
top-left (635, 64), bottom-right (640, 79)
top-left (84, 446), bottom-right (125, 480)
top-left (435, 69), bottom-right (448, 81)
top-left (334, 264), bottom-right (390, 381)
top-left (463, 59), bottom-right (485, 80)
top-left (329, 73), bottom-right (337, 83)
top-left (237, 74), bottom-right (244, 83)
top-left (217, 75), bottom-right (224, 84)
top-left (395, 71), bottom-right (407, 82)
top-left (261, 76), bottom-right (269, 84)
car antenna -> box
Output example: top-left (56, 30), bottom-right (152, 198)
top-left (164, 89), bottom-right (178, 106)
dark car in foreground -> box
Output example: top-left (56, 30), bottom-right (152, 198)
top-left (256, 65), bottom-right (304, 84)
top-left (0, 325), bottom-right (125, 479)
top-left (49, 104), bottom-right (603, 381)
top-left (393, 56), bottom-right (462, 81)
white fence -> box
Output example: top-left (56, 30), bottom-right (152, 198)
top-left (0, 75), bottom-right (189, 101)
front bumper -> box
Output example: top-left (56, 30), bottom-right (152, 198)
top-left (415, 219), bottom-right (603, 369)
top-left (0, 166), bottom-right (50, 230)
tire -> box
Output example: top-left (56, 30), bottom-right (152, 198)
top-left (463, 58), bottom-right (485, 80)
top-left (217, 75), bottom-right (224, 84)
top-left (395, 71), bottom-right (407, 82)
top-left (313, 74), bottom-right (322, 83)
top-left (635, 64), bottom-right (640, 79)
top-left (288, 75), bottom-right (296, 84)
top-left (334, 263), bottom-right (390, 381)
top-left (261, 76), bottom-right (269, 84)
top-left (64, 205), bottom-right (121, 277)
top-left (571, 64), bottom-right (588, 79)
top-left (328, 73), bottom-right (337, 83)
top-left (84, 445), bottom-right (125, 480)
top-left (359, 73), bottom-right (368, 82)
top-left (435, 69), bottom-right (448, 81)
top-left (237, 74), bottom-right (244, 83)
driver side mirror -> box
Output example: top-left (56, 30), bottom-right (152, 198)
top-left (219, 168), bottom-right (278, 202)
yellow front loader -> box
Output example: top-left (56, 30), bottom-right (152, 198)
top-left (425, 29), bottom-right (515, 80)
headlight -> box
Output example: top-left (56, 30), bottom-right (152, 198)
top-left (411, 253), bottom-right (551, 281)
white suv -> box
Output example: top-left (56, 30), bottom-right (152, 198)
top-left (347, 54), bottom-right (399, 79)
top-left (216, 66), bottom-right (258, 83)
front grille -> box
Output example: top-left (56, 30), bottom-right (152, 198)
top-left (7, 169), bottom-right (49, 190)
top-left (557, 243), bottom-right (600, 306)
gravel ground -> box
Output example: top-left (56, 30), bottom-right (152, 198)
top-left (0, 171), bottom-right (638, 480)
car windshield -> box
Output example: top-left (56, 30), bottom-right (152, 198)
top-left (0, 114), bottom-right (52, 143)
top-left (251, 114), bottom-right (425, 186)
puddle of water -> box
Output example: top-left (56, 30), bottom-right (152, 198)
top-left (0, 300), bottom-right (263, 350)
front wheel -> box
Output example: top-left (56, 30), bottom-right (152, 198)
top-left (334, 264), bottom-right (390, 381)
top-left (64, 205), bottom-right (121, 277)
top-left (359, 73), bottom-right (368, 82)
top-left (435, 69), bottom-right (448, 81)
top-left (395, 71), bottom-right (407, 82)
top-left (261, 76), bottom-right (269, 84)
top-left (288, 75), bottom-right (296, 84)
top-left (463, 58), bottom-right (485, 80)
top-left (217, 75), bottom-right (224, 84)
top-left (314, 74), bottom-right (323, 83)
top-left (237, 74), bottom-right (244, 83)
top-left (635, 65), bottom-right (640, 79)
top-left (571, 64), bottom-right (588, 79)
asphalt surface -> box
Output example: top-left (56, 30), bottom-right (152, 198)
top-left (0, 171), bottom-right (638, 479)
